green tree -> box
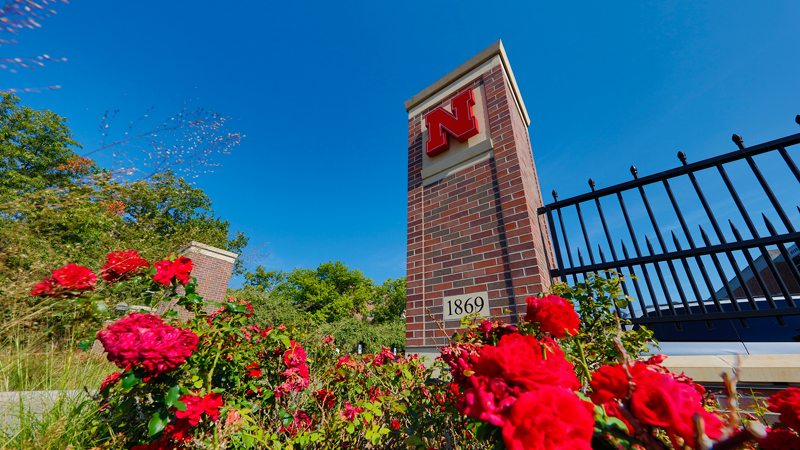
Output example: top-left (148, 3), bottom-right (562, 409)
top-left (243, 266), bottom-right (286, 294)
top-left (240, 262), bottom-right (407, 352)
top-left (0, 93), bottom-right (87, 198)
top-left (371, 277), bottom-right (406, 324)
top-left (270, 261), bottom-right (376, 324)
top-left (0, 96), bottom-right (248, 339)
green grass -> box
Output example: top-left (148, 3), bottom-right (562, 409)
top-left (0, 334), bottom-right (118, 449)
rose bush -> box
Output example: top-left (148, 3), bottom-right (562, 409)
top-left (34, 251), bottom-right (482, 450)
top-left (30, 259), bottom-right (800, 449)
top-left (438, 272), bottom-right (796, 450)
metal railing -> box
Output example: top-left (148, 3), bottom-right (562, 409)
top-left (537, 116), bottom-right (800, 329)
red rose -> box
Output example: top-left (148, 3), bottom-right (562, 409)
top-left (246, 363), bottom-right (262, 378)
top-left (758, 428), bottom-right (800, 450)
top-left (339, 402), bottom-right (363, 422)
top-left (174, 392), bottom-right (222, 425)
top-left (589, 364), bottom-right (629, 404)
top-left (175, 395), bottom-right (204, 426)
top-left (478, 319), bottom-right (492, 337)
top-left (203, 392), bottom-right (223, 421)
top-left (492, 334), bottom-right (579, 391)
top-left (173, 256), bottom-right (193, 285)
top-left (151, 260), bottom-right (175, 285)
top-left (30, 277), bottom-right (56, 297)
top-left (52, 264), bottom-right (97, 290)
top-left (100, 372), bottom-right (122, 393)
top-left (769, 387), bottom-right (800, 432)
top-left (96, 313), bottom-right (198, 375)
top-left (524, 295), bottom-right (579, 338)
top-left (629, 364), bottom-right (723, 449)
top-left (102, 250), bottom-right (149, 283)
top-left (314, 389), bottom-right (336, 408)
top-left (461, 373), bottom-right (517, 426)
top-left (501, 386), bottom-right (594, 450)
top-left (164, 418), bottom-right (193, 443)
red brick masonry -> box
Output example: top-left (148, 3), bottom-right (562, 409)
top-left (406, 54), bottom-right (555, 349)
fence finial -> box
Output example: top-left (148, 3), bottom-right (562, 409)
top-left (588, 178), bottom-right (596, 191)
top-left (677, 151), bottom-right (688, 166)
top-left (630, 165), bottom-right (639, 179)
top-left (552, 190), bottom-right (558, 201)
top-left (732, 134), bottom-right (745, 150)
top-left (796, 115), bottom-right (800, 126)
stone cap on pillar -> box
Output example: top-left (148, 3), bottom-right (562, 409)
top-left (178, 241), bottom-right (238, 263)
top-left (404, 40), bottom-right (530, 127)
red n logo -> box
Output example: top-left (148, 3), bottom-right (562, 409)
top-left (424, 89), bottom-right (480, 157)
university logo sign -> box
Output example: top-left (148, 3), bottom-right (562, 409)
top-left (424, 89), bottom-right (480, 157)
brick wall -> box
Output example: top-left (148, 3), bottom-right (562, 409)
top-left (732, 260), bottom-right (800, 299)
top-left (406, 49), bottom-right (555, 350)
top-left (156, 241), bottom-right (238, 318)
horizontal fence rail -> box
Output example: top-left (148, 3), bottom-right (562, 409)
top-left (538, 116), bottom-right (800, 330)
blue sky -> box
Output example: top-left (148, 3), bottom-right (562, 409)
top-left (9, 1), bottom-right (800, 286)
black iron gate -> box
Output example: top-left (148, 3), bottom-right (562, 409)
top-left (537, 116), bottom-right (800, 331)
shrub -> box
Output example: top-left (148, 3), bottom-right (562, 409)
top-left (25, 257), bottom-right (800, 450)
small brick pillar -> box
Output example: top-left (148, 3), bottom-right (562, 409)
top-left (404, 41), bottom-right (556, 359)
top-left (177, 241), bottom-right (238, 304)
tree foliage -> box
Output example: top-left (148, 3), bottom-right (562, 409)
top-left (0, 93), bottom-right (86, 198)
top-left (0, 96), bottom-right (248, 339)
top-left (240, 262), bottom-right (406, 352)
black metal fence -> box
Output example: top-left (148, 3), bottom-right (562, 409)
top-left (537, 117), bottom-right (800, 331)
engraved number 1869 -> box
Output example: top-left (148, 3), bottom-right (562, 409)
top-left (446, 296), bottom-right (485, 316)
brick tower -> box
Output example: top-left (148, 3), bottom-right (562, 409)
top-left (405, 40), bottom-right (555, 359)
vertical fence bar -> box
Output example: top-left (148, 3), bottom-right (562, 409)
top-left (736, 134), bottom-right (799, 244)
top-left (713, 163), bottom-right (761, 312)
top-left (763, 215), bottom-right (800, 307)
top-left (730, 221), bottom-right (786, 326)
top-left (590, 179), bottom-right (619, 261)
top-left (699, 226), bottom-right (747, 328)
top-left (575, 203), bottom-right (596, 265)
top-left (632, 166), bottom-right (689, 319)
top-left (621, 241), bottom-right (649, 317)
top-left (672, 231), bottom-right (714, 329)
top-left (590, 179), bottom-right (635, 315)
top-left (554, 191), bottom-right (579, 284)
top-left (663, 169), bottom-right (721, 326)
top-left (598, 245), bottom-right (624, 317)
top-left (617, 186), bottom-right (660, 315)
top-left (545, 208), bottom-right (566, 282)
top-left (645, 237), bottom-right (680, 329)
top-left (679, 153), bottom-right (748, 317)
top-left (778, 146), bottom-right (800, 185)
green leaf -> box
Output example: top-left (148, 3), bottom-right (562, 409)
top-left (149, 267), bottom-right (158, 276)
top-left (172, 400), bottom-right (187, 412)
top-left (148, 411), bottom-right (168, 437)
top-left (122, 373), bottom-right (140, 389)
top-left (78, 340), bottom-right (91, 352)
top-left (404, 435), bottom-right (423, 446)
top-left (242, 434), bottom-right (255, 448)
top-left (165, 385), bottom-right (180, 407)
